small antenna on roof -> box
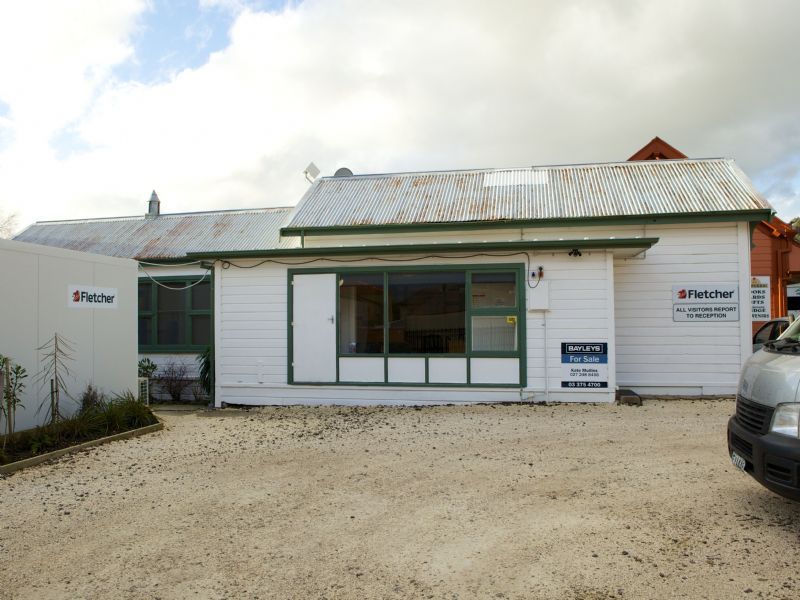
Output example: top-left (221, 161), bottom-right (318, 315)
top-left (304, 162), bottom-right (320, 183)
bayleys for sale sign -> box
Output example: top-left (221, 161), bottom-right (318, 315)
top-left (561, 342), bottom-right (609, 389)
top-left (672, 284), bottom-right (739, 321)
top-left (68, 285), bottom-right (118, 309)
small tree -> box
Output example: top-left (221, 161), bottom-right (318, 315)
top-left (1, 355), bottom-right (27, 448)
top-left (36, 333), bottom-right (75, 424)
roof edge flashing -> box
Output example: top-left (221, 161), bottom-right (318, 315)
top-left (312, 157), bottom-right (732, 183)
top-left (280, 209), bottom-right (773, 237)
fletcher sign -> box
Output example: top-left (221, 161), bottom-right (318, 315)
top-left (672, 284), bottom-right (739, 322)
top-left (68, 285), bottom-right (118, 309)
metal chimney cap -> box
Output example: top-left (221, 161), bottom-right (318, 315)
top-left (146, 190), bottom-right (161, 218)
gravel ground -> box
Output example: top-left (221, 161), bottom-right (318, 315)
top-left (1, 399), bottom-right (799, 600)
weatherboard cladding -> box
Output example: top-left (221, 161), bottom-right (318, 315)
top-left (15, 208), bottom-right (298, 260)
top-left (285, 158), bottom-right (770, 231)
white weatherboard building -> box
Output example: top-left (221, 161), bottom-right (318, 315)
top-left (0, 239), bottom-right (137, 431)
top-left (17, 158), bottom-right (773, 405)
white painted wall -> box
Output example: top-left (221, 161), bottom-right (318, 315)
top-left (305, 221), bottom-right (751, 396)
top-left (0, 239), bottom-right (138, 431)
top-left (214, 250), bottom-right (615, 406)
top-left (213, 219), bottom-right (751, 404)
top-left (613, 222), bottom-right (750, 395)
top-left (524, 250), bottom-right (614, 402)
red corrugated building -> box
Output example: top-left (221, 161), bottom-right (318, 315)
top-left (629, 137), bottom-right (800, 332)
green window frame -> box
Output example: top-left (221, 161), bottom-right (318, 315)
top-left (288, 263), bottom-right (526, 387)
top-left (138, 277), bottom-right (212, 353)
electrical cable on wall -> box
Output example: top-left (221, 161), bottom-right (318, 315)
top-left (217, 251), bottom-right (548, 288)
top-left (138, 265), bottom-right (212, 290)
top-left (137, 259), bottom-right (205, 267)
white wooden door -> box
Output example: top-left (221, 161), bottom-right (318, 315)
top-left (292, 273), bottom-right (337, 382)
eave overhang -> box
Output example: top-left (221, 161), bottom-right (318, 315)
top-left (280, 210), bottom-right (773, 238)
top-left (185, 237), bottom-right (660, 261)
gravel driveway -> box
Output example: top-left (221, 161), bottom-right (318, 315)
top-left (1, 400), bottom-right (798, 600)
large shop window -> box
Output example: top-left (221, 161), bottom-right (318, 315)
top-left (138, 279), bottom-right (212, 352)
top-left (338, 268), bottom-right (521, 357)
top-left (389, 272), bottom-right (466, 353)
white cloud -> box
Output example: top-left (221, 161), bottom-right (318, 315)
top-left (0, 0), bottom-right (146, 226)
top-left (0, 1), bottom-right (143, 140)
top-left (2, 0), bottom-right (800, 232)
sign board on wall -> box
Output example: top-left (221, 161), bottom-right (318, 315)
top-left (788, 285), bottom-right (800, 318)
top-left (750, 276), bottom-right (770, 321)
top-left (672, 284), bottom-right (739, 322)
top-left (68, 285), bottom-right (118, 309)
top-left (561, 343), bottom-right (608, 388)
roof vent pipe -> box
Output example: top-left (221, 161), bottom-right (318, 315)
top-left (146, 190), bottom-right (160, 218)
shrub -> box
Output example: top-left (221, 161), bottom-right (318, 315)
top-left (0, 391), bottom-right (158, 465)
top-left (79, 384), bottom-right (106, 414)
top-left (137, 358), bottom-right (158, 379)
top-left (197, 347), bottom-right (212, 396)
top-left (156, 361), bottom-right (192, 403)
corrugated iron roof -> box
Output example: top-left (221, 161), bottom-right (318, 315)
top-left (283, 158), bottom-right (771, 232)
top-left (15, 207), bottom-right (298, 260)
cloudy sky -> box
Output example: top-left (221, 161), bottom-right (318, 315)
top-left (1, 0), bottom-right (799, 232)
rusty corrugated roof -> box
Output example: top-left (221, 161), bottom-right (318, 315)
top-left (283, 158), bottom-right (771, 232)
top-left (15, 207), bottom-right (298, 260)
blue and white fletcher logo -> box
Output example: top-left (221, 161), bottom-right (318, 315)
top-left (68, 285), bottom-right (118, 309)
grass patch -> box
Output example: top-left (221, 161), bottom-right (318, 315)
top-left (0, 393), bottom-right (158, 465)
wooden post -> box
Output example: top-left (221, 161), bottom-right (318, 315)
top-left (50, 379), bottom-right (56, 425)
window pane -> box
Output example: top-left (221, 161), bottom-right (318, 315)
top-left (192, 315), bottom-right (211, 345)
top-left (138, 282), bottom-right (152, 312)
top-left (388, 272), bottom-right (465, 353)
top-left (157, 284), bottom-right (186, 344)
top-left (339, 274), bottom-right (384, 354)
top-left (192, 281), bottom-right (211, 310)
top-left (472, 316), bottom-right (517, 352)
top-left (753, 323), bottom-right (775, 345)
top-left (138, 316), bottom-right (152, 345)
top-left (471, 272), bottom-right (516, 308)
top-left (157, 313), bottom-right (185, 344)
top-left (158, 285), bottom-right (184, 311)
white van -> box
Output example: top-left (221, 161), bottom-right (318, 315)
top-left (729, 318), bottom-right (800, 500)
